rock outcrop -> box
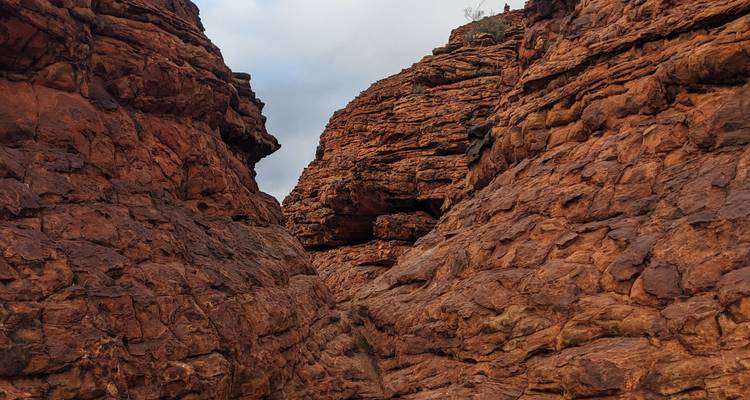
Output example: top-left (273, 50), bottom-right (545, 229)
top-left (0, 1), bottom-right (381, 398)
top-left (287, 0), bottom-right (750, 398)
top-left (3, 0), bottom-right (750, 398)
top-left (284, 11), bottom-right (526, 251)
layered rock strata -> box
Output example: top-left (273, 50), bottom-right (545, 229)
top-left (284, 11), bottom-right (526, 251)
top-left (2, 0), bottom-right (750, 398)
top-left (0, 1), bottom-right (381, 398)
top-left (288, 0), bottom-right (750, 398)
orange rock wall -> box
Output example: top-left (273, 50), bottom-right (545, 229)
top-left (0, 1), bottom-right (381, 398)
top-left (287, 0), bottom-right (750, 398)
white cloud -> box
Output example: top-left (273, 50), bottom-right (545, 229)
top-left (193, 0), bottom-right (526, 200)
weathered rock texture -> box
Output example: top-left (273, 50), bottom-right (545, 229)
top-left (288, 0), bottom-right (750, 398)
top-left (0, 1), bottom-right (383, 398)
top-left (284, 11), bottom-right (526, 251)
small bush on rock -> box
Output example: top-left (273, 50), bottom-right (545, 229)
top-left (411, 84), bottom-right (428, 94)
top-left (463, 17), bottom-right (509, 42)
top-left (464, 0), bottom-right (495, 22)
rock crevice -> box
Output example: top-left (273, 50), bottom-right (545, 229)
top-left (286, 0), bottom-right (750, 398)
top-left (2, 0), bottom-right (750, 398)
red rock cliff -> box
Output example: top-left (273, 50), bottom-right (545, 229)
top-left (0, 1), bottom-right (383, 398)
top-left (287, 0), bottom-right (750, 398)
top-left (2, 0), bottom-right (750, 398)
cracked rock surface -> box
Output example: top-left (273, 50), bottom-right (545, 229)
top-left (2, 0), bottom-right (750, 398)
top-left (0, 1), bottom-right (382, 398)
top-left (287, 0), bottom-right (750, 398)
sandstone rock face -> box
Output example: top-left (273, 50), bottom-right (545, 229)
top-left (0, 1), bottom-right (382, 398)
top-left (4, 0), bottom-right (750, 398)
top-left (284, 12), bottom-right (526, 250)
top-left (288, 0), bottom-right (750, 398)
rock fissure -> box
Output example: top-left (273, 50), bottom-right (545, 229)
top-left (2, 0), bottom-right (750, 398)
top-left (284, 0), bottom-right (750, 398)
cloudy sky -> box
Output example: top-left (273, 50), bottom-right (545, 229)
top-left (193, 0), bottom-right (526, 200)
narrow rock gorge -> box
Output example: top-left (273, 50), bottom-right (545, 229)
top-left (1, 0), bottom-right (749, 399)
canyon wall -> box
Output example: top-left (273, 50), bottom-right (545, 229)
top-left (0, 1), bottom-right (381, 398)
top-left (1, 0), bottom-right (749, 398)
top-left (287, 0), bottom-right (750, 398)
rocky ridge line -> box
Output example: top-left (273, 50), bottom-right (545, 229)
top-left (286, 0), bottom-right (750, 398)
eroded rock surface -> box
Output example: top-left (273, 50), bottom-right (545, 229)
top-left (288, 0), bottom-right (750, 398)
top-left (284, 12), bottom-right (526, 251)
top-left (0, 1), bottom-right (382, 398)
top-left (3, 0), bottom-right (750, 398)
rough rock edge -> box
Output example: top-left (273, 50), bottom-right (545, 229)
top-left (287, 0), bottom-right (750, 398)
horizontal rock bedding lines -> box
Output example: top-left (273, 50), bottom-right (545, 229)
top-left (286, 0), bottom-right (750, 398)
top-left (1, 0), bottom-right (749, 398)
